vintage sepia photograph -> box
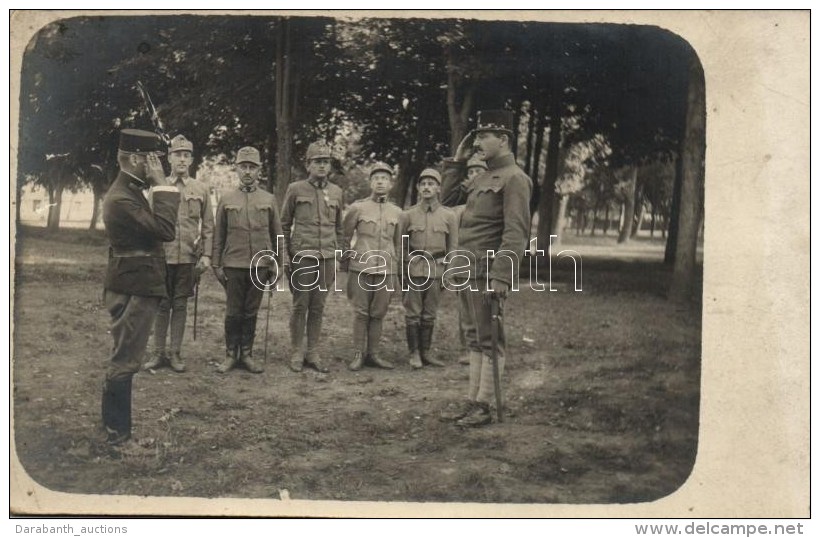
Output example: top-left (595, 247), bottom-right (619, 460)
top-left (9, 10), bottom-right (807, 517)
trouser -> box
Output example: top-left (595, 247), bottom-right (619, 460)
top-left (347, 272), bottom-right (396, 354)
top-left (153, 263), bottom-right (195, 354)
top-left (105, 290), bottom-right (161, 382)
top-left (457, 289), bottom-right (475, 352)
top-left (402, 280), bottom-right (442, 325)
top-left (224, 267), bottom-right (269, 354)
top-left (464, 281), bottom-right (507, 406)
top-left (290, 258), bottom-right (335, 354)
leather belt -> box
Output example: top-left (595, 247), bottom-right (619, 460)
top-left (110, 247), bottom-right (163, 258)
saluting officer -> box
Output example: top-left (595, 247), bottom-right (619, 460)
top-left (145, 134), bottom-right (214, 373)
top-left (342, 162), bottom-right (402, 371)
top-left (439, 110), bottom-right (532, 427)
top-left (281, 141), bottom-right (345, 374)
top-left (398, 168), bottom-right (458, 369)
top-left (211, 146), bottom-right (286, 374)
top-left (101, 129), bottom-right (181, 444)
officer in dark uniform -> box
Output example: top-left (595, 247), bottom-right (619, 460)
top-left (398, 168), bottom-right (458, 369)
top-left (439, 110), bottom-right (533, 427)
top-left (211, 146), bottom-right (286, 374)
top-left (281, 141), bottom-right (345, 374)
top-left (342, 161), bottom-right (402, 371)
top-left (145, 134), bottom-right (214, 373)
top-left (101, 129), bottom-right (181, 444)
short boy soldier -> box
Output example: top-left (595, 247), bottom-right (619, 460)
top-left (398, 168), bottom-right (458, 369)
top-left (101, 129), bottom-right (181, 444)
top-left (342, 162), bottom-right (403, 371)
top-left (144, 134), bottom-right (214, 373)
top-left (439, 110), bottom-right (532, 427)
top-left (211, 146), bottom-right (286, 374)
top-left (281, 141), bottom-right (345, 374)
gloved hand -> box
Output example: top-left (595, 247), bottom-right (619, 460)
top-left (213, 266), bottom-right (227, 288)
top-left (195, 256), bottom-right (211, 277)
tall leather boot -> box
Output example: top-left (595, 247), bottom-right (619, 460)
top-left (419, 321), bottom-right (445, 367)
top-left (102, 376), bottom-right (132, 444)
top-left (168, 298), bottom-right (188, 372)
top-left (406, 323), bottom-right (423, 369)
top-left (239, 316), bottom-right (263, 373)
top-left (145, 302), bottom-right (170, 370)
top-left (218, 316), bottom-right (240, 373)
top-left (348, 314), bottom-right (369, 371)
top-left (288, 311), bottom-right (307, 372)
top-left (304, 310), bottom-right (329, 373)
top-left (367, 318), bottom-right (393, 369)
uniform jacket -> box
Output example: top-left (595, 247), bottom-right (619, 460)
top-left (441, 154), bottom-right (532, 285)
top-left (212, 185), bottom-right (286, 269)
top-left (103, 171), bottom-right (181, 297)
top-left (281, 177), bottom-right (344, 260)
top-left (343, 196), bottom-right (402, 275)
top-left (157, 175), bottom-right (214, 264)
top-left (398, 199), bottom-right (458, 278)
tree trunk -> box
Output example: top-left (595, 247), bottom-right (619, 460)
top-left (524, 108), bottom-right (536, 176)
top-left (445, 46), bottom-right (475, 153)
top-left (536, 100), bottom-right (561, 251)
top-left (618, 166), bottom-right (638, 243)
top-left (551, 195), bottom-right (569, 246)
top-left (664, 154), bottom-right (683, 263)
top-left (528, 109), bottom-right (547, 217)
top-left (47, 184), bottom-right (64, 231)
top-left (274, 18), bottom-right (296, 203)
top-left (650, 205), bottom-right (656, 237)
top-left (603, 204), bottom-right (610, 235)
top-left (669, 54), bottom-right (706, 302)
top-left (631, 200), bottom-right (646, 238)
top-left (89, 187), bottom-right (102, 230)
top-left (590, 206), bottom-right (598, 236)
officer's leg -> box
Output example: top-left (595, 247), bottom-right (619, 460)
top-left (288, 259), bottom-right (314, 372)
top-left (146, 265), bottom-right (174, 369)
top-left (419, 282), bottom-right (445, 367)
top-left (366, 273), bottom-right (395, 370)
top-left (168, 263), bottom-right (194, 372)
top-left (347, 270), bottom-right (369, 371)
top-left (239, 270), bottom-right (265, 373)
top-left (104, 291), bottom-right (160, 443)
top-left (218, 268), bottom-right (244, 373)
top-left (402, 284), bottom-right (423, 369)
top-left (457, 289), bottom-right (475, 365)
top-left (305, 259), bottom-right (333, 371)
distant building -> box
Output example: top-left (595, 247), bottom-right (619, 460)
top-left (18, 184), bottom-right (98, 229)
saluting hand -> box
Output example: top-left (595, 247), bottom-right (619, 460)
top-left (454, 130), bottom-right (477, 163)
top-left (144, 153), bottom-right (166, 187)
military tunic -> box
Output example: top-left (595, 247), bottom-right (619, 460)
top-left (103, 172), bottom-right (181, 380)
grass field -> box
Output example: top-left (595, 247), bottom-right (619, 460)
top-left (12, 225), bottom-right (701, 506)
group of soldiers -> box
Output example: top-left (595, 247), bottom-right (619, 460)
top-left (100, 109), bottom-right (532, 446)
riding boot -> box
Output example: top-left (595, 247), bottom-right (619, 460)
top-left (102, 376), bottom-right (132, 444)
top-left (405, 323), bottom-right (423, 369)
top-left (419, 321), bottom-right (445, 367)
top-left (367, 318), bottom-right (394, 369)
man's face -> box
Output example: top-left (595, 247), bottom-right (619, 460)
top-left (370, 172), bottom-right (393, 196)
top-left (473, 131), bottom-right (507, 161)
top-left (236, 162), bottom-right (260, 186)
top-left (417, 177), bottom-right (440, 200)
top-left (169, 150), bottom-right (193, 177)
top-left (467, 166), bottom-right (485, 181)
top-left (307, 157), bottom-right (332, 180)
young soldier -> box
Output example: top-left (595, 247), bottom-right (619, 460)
top-left (398, 168), bottom-right (458, 369)
top-left (342, 162), bottom-right (402, 371)
top-left (101, 129), bottom-right (180, 444)
top-left (281, 141), bottom-right (345, 374)
top-left (144, 134), bottom-right (214, 373)
top-left (443, 155), bottom-right (487, 365)
top-left (439, 110), bottom-right (532, 427)
top-left (211, 146), bottom-right (285, 374)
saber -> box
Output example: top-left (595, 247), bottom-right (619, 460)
top-left (490, 295), bottom-right (503, 423)
top-left (136, 81), bottom-right (170, 146)
top-left (263, 280), bottom-right (272, 363)
top-left (192, 275), bottom-right (200, 341)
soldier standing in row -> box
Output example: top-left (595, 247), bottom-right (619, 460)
top-left (281, 141), bottom-right (345, 374)
top-left (211, 146), bottom-right (286, 374)
top-left (398, 168), bottom-right (458, 369)
top-left (144, 135), bottom-right (214, 373)
top-left (439, 110), bottom-right (533, 427)
top-left (342, 162), bottom-right (402, 371)
top-left (101, 129), bottom-right (181, 444)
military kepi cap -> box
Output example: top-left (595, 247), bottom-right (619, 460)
top-left (418, 168), bottom-right (442, 184)
top-left (475, 109), bottom-right (515, 135)
top-left (236, 146), bottom-right (262, 166)
top-left (467, 155), bottom-right (488, 170)
top-left (369, 161), bottom-right (394, 177)
top-left (306, 141), bottom-right (332, 161)
top-left (119, 129), bottom-right (164, 155)
top-left (169, 134), bottom-right (194, 153)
